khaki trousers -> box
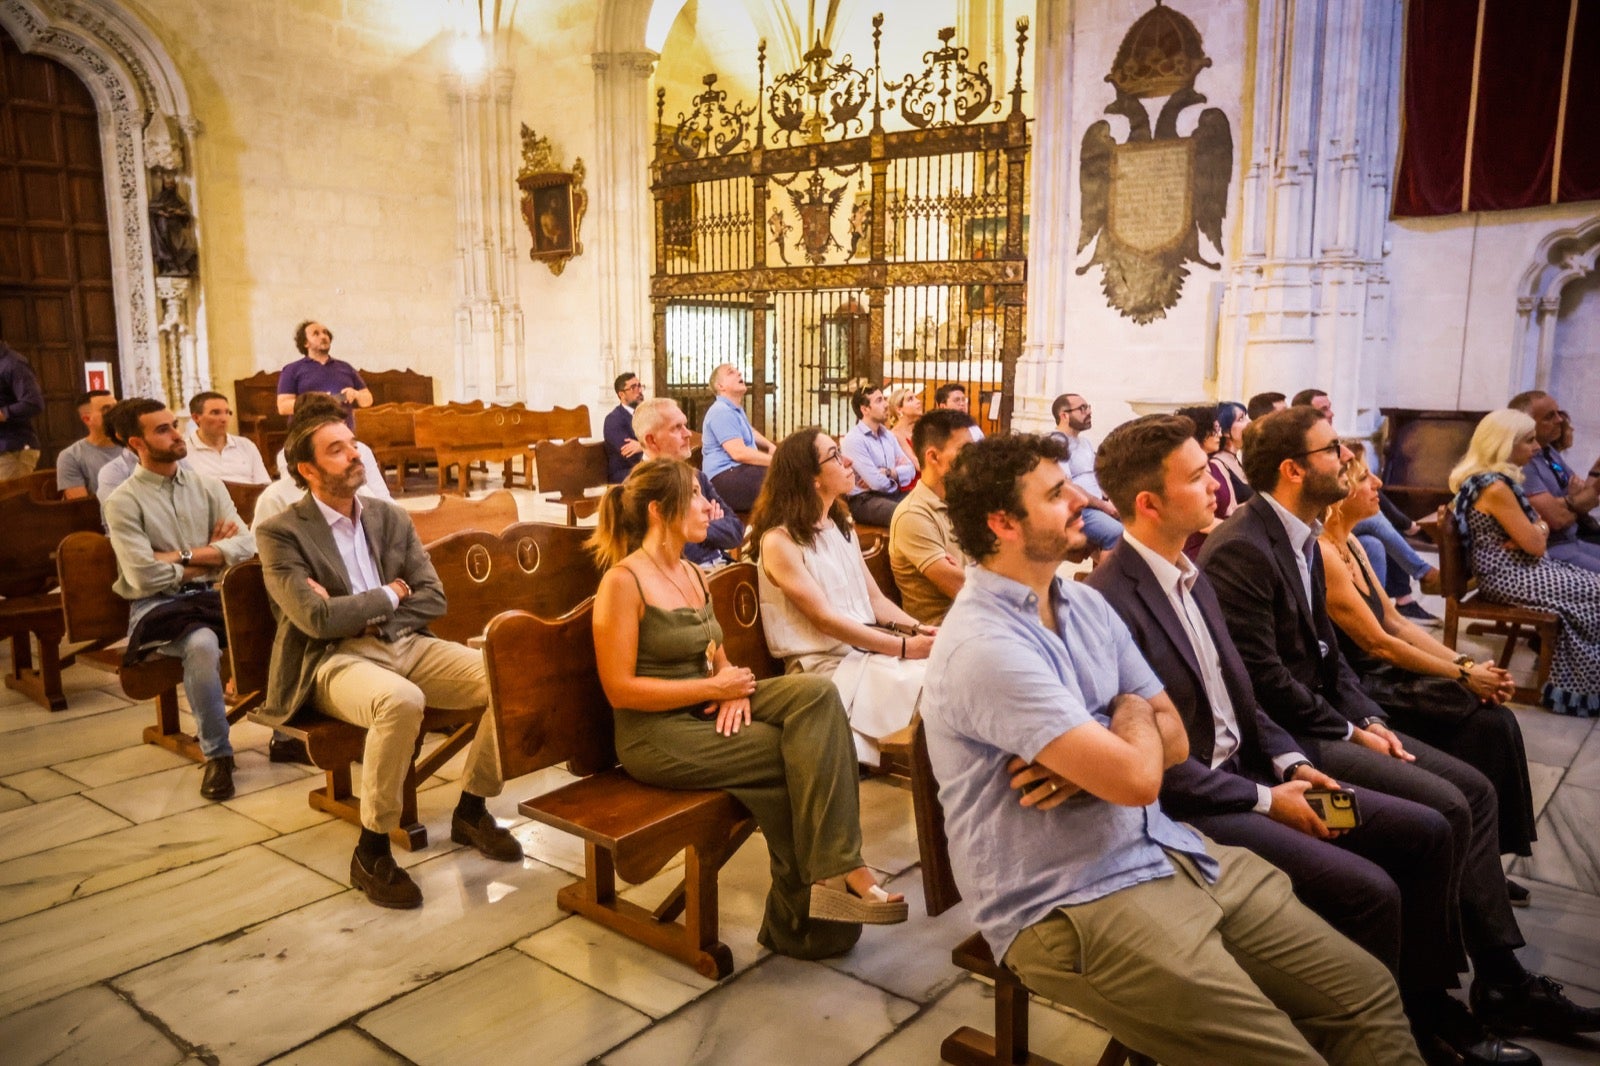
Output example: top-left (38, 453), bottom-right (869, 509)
top-left (1003, 839), bottom-right (1423, 1066)
top-left (0, 448), bottom-right (40, 481)
top-left (312, 633), bottom-right (501, 833)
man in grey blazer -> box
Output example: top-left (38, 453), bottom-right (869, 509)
top-left (256, 410), bottom-right (520, 909)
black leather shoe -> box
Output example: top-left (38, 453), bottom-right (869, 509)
top-left (450, 811), bottom-right (524, 862)
top-left (1473, 973), bottom-right (1600, 1036)
top-left (349, 850), bottom-right (422, 909)
top-left (1506, 878), bottom-right (1531, 908)
top-left (268, 736), bottom-right (313, 766)
top-left (1418, 996), bottom-right (1541, 1065)
top-left (200, 756), bottom-right (235, 801)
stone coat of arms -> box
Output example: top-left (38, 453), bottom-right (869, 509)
top-left (1076, 1), bottom-right (1233, 325)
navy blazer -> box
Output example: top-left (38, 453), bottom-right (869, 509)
top-left (603, 403), bottom-right (643, 483)
top-left (1088, 540), bottom-right (1306, 818)
top-left (1197, 494), bottom-right (1386, 740)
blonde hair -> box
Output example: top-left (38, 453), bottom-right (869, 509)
top-left (1448, 409), bottom-right (1535, 492)
top-left (886, 387), bottom-right (919, 428)
top-left (587, 459), bottom-right (697, 570)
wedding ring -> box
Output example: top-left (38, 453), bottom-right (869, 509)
top-left (1047, 782), bottom-right (1059, 795)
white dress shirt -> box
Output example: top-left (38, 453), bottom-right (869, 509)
top-left (311, 493), bottom-right (398, 609)
top-left (1261, 492), bottom-right (1355, 741)
top-left (184, 426), bottom-right (272, 485)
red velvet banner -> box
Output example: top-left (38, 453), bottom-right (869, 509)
top-left (1394, 0), bottom-right (1599, 218)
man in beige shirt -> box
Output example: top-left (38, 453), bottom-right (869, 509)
top-left (889, 408), bottom-right (977, 624)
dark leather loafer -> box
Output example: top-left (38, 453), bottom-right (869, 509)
top-left (268, 736), bottom-right (313, 766)
top-left (451, 811), bottom-right (524, 862)
top-left (200, 756), bottom-right (235, 801)
top-left (1418, 997), bottom-right (1541, 1066)
top-left (349, 850), bottom-right (422, 909)
top-left (1473, 973), bottom-right (1600, 1036)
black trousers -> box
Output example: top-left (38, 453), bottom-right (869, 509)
top-left (709, 463), bottom-right (767, 513)
top-left (846, 490), bottom-right (904, 527)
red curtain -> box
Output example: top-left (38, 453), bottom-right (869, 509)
top-left (1394, 0), bottom-right (1599, 217)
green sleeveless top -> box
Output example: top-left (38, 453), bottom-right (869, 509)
top-left (619, 563), bottom-right (724, 713)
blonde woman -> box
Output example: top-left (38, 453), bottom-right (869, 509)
top-left (1449, 410), bottom-right (1600, 715)
top-left (1322, 444), bottom-right (1535, 860)
top-left (589, 459), bottom-right (906, 959)
top-left (886, 386), bottom-right (923, 473)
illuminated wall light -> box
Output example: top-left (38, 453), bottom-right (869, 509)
top-left (450, 33), bottom-right (488, 78)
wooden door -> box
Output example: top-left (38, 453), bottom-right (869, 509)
top-left (0, 28), bottom-right (118, 465)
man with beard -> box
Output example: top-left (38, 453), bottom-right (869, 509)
top-left (922, 433), bottom-right (1420, 1065)
top-left (255, 410), bottom-right (520, 909)
top-left (276, 320), bottom-right (371, 426)
top-left (1049, 392), bottom-right (1122, 552)
top-left (603, 372), bottom-right (646, 483)
top-left (1199, 406), bottom-right (1600, 1060)
top-left (103, 399), bottom-right (255, 800)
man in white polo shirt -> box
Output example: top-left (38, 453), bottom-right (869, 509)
top-left (183, 391), bottom-right (271, 485)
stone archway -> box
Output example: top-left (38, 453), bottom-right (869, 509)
top-left (0, 0), bottom-right (206, 407)
top-left (1513, 214), bottom-right (1600, 466)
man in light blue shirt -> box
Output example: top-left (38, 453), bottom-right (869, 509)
top-left (700, 363), bottom-right (773, 512)
top-left (840, 384), bottom-right (913, 526)
top-left (924, 432), bottom-right (1419, 1065)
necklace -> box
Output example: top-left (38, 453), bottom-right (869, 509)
top-left (641, 545), bottom-right (700, 609)
top-left (639, 548), bottom-right (718, 677)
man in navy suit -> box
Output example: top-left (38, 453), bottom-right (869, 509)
top-left (603, 372), bottom-right (646, 483)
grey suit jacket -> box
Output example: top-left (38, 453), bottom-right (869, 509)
top-left (254, 494), bottom-right (444, 727)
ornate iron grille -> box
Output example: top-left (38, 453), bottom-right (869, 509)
top-left (652, 15), bottom-right (1030, 439)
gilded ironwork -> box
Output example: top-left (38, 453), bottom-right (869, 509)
top-left (885, 26), bottom-right (998, 130)
top-left (663, 74), bottom-right (755, 161)
top-left (517, 125), bottom-right (587, 276)
top-left (1076, 2), bottom-right (1232, 324)
top-left (768, 33), bottom-right (872, 145)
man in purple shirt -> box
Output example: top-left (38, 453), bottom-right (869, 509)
top-left (276, 320), bottom-right (372, 427)
top-left (840, 384), bottom-right (913, 526)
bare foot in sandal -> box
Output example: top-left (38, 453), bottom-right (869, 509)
top-left (810, 867), bottom-right (908, 924)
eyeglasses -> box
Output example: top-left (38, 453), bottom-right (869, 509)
top-left (1063, 403), bottom-right (1091, 414)
top-left (821, 447), bottom-right (846, 467)
top-left (1291, 440), bottom-right (1347, 462)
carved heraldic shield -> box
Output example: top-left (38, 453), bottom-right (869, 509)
top-left (1077, 2), bottom-right (1233, 324)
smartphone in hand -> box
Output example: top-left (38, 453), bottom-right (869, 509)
top-left (1302, 788), bottom-right (1361, 830)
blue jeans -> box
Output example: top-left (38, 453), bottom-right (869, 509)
top-left (132, 596), bottom-right (233, 759)
top-left (1353, 514), bottom-right (1429, 600)
top-left (1079, 506), bottom-right (1124, 551)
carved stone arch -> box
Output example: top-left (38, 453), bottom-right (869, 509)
top-left (0, 0), bottom-right (207, 406)
top-left (1511, 214), bottom-right (1600, 394)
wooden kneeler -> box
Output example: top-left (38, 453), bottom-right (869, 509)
top-left (219, 558), bottom-right (480, 851)
top-left (485, 603), bottom-right (755, 980)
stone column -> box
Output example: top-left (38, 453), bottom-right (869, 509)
top-left (590, 49), bottom-right (659, 412)
top-left (1011, 0), bottom-right (1073, 432)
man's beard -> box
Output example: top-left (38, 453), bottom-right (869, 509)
top-left (1022, 517), bottom-right (1084, 565)
top-left (319, 458), bottom-right (367, 494)
top-left (146, 440), bottom-right (186, 464)
top-left (1303, 467), bottom-right (1350, 510)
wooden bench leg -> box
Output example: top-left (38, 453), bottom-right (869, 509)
top-left (142, 687), bottom-right (208, 763)
top-left (5, 628), bottom-right (68, 712)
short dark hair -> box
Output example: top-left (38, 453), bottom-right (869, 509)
top-left (188, 390), bottom-right (227, 417)
top-left (850, 384), bottom-right (883, 420)
top-left (1242, 405), bottom-right (1324, 493)
top-left (112, 398), bottom-right (166, 446)
top-left (1050, 392), bottom-right (1082, 424)
top-left (1246, 391), bottom-right (1286, 420)
top-left (292, 392), bottom-right (345, 417)
top-left (945, 434), bottom-right (1068, 562)
top-left (281, 410), bottom-right (348, 490)
top-left (911, 407), bottom-right (976, 460)
top-left (1507, 390), bottom-right (1547, 413)
top-left (76, 389), bottom-right (111, 409)
top-left (934, 382), bottom-right (967, 406)
top-left (1217, 400), bottom-right (1247, 437)
top-left (1096, 415), bottom-right (1196, 517)
top-left (1291, 388), bottom-right (1327, 408)
top-left (293, 320), bottom-right (332, 356)
top-left (1173, 404), bottom-right (1218, 445)
top-left (614, 372), bottom-right (638, 394)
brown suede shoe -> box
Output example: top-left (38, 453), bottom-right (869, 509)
top-left (199, 756), bottom-right (235, 801)
top-left (450, 811), bottom-right (524, 862)
top-left (349, 850), bottom-right (423, 909)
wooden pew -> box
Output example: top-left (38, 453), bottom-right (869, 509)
top-left (1379, 408), bottom-right (1488, 523)
top-left (533, 438), bottom-right (608, 524)
top-left (222, 480), bottom-right (269, 526)
top-left (1429, 507), bottom-right (1558, 704)
top-left (234, 370), bottom-right (288, 479)
top-left (355, 402), bottom-right (433, 493)
top-left (2, 497), bottom-right (103, 710)
top-left (860, 537), bottom-right (902, 609)
top-left (360, 367), bottom-right (434, 407)
top-left (414, 405), bottom-right (542, 495)
top-left (408, 489), bottom-right (520, 546)
top-left (427, 522), bottom-right (603, 645)
top-left (488, 598), bottom-right (754, 979)
top-left (0, 468), bottom-right (65, 502)
top-left (219, 558), bottom-right (480, 851)
top-left (53, 531), bottom-right (248, 756)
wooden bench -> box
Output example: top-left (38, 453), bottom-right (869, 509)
top-left (414, 404), bottom-right (538, 495)
top-left (54, 530), bottom-right (248, 756)
top-left (221, 480), bottom-right (269, 526)
top-left (0, 468), bottom-right (65, 502)
top-left (533, 438), bottom-right (608, 524)
top-left (355, 402), bottom-right (434, 493)
top-left (219, 558), bottom-right (481, 851)
top-left (427, 521), bottom-right (603, 645)
top-left (1429, 507), bottom-right (1558, 704)
top-left (234, 370), bottom-right (289, 479)
top-left (2, 498), bottom-right (103, 710)
top-left (408, 488), bottom-right (521, 546)
top-left (487, 598), bottom-right (755, 979)
top-left (362, 367), bottom-right (435, 408)
top-left (860, 536), bottom-right (902, 608)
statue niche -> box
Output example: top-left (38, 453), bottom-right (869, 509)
top-left (148, 173), bottom-right (198, 277)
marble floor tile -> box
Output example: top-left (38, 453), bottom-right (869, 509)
top-left (222, 775), bottom-right (336, 835)
top-left (857, 974), bottom-right (1118, 1066)
top-left (0, 784), bottom-right (30, 812)
top-left (1510, 784), bottom-right (1600, 895)
top-left (265, 1028), bottom-right (406, 1066)
top-left (0, 704), bottom-right (151, 777)
top-left (1529, 761), bottom-right (1565, 820)
top-left (86, 749), bottom-right (317, 824)
top-left (0, 793), bottom-right (132, 863)
top-left (517, 915), bottom-right (719, 1018)
top-left (361, 948), bottom-right (650, 1065)
top-left (0, 804), bottom-right (276, 923)
top-left (54, 743), bottom-right (194, 788)
top-left (601, 955), bottom-right (918, 1066)
top-left (0, 766), bottom-right (85, 801)
top-left (1512, 705), bottom-right (1595, 769)
top-left (858, 776), bottom-right (921, 877)
top-left (0, 983), bottom-right (187, 1066)
top-left (820, 867), bottom-right (972, 1004)
top-left (0, 845), bottom-right (341, 1014)
top-left (1563, 722), bottom-right (1600, 791)
top-left (1507, 877), bottom-right (1600, 998)
top-left (0, 685), bottom-right (132, 732)
top-left (115, 849), bottom-right (574, 1065)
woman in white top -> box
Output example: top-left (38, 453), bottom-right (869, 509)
top-left (749, 428), bottom-right (935, 765)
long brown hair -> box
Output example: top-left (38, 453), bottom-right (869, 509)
top-left (747, 427), bottom-right (852, 559)
top-left (587, 458), bottom-right (697, 570)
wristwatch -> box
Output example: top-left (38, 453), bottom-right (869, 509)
top-left (179, 548), bottom-right (193, 566)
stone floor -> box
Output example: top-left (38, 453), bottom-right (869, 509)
top-left (2, 487), bottom-right (1597, 1064)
